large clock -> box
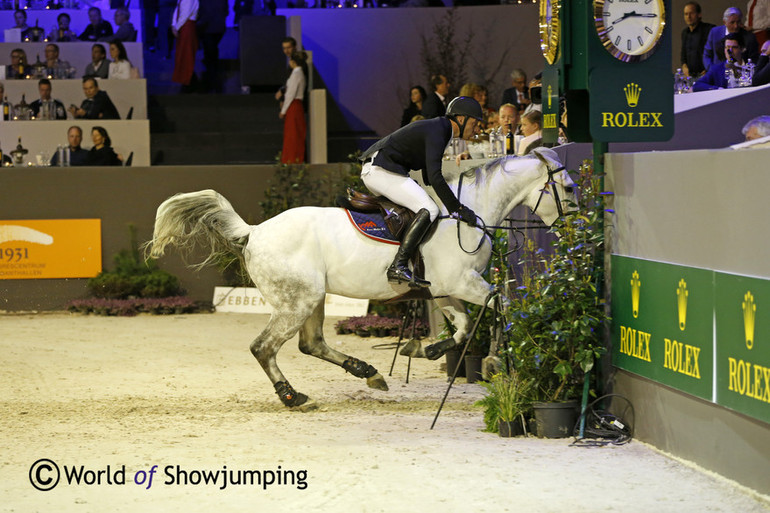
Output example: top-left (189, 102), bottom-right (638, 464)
top-left (539, 0), bottom-right (562, 65)
top-left (593, 0), bottom-right (666, 63)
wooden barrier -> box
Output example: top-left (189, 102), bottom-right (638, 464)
top-left (0, 119), bottom-right (150, 166)
top-left (2, 78), bottom-right (147, 119)
top-left (0, 9), bottom-right (143, 42)
top-left (0, 41), bottom-right (144, 77)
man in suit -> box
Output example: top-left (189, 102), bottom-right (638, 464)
top-left (421, 74), bottom-right (450, 119)
top-left (694, 32), bottom-right (747, 91)
top-left (681, 2), bottom-right (714, 77)
top-left (703, 6), bottom-right (759, 72)
top-left (500, 68), bottom-right (530, 113)
top-left (68, 77), bottom-right (120, 120)
top-left (29, 79), bottom-right (67, 120)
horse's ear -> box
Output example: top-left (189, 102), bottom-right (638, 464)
top-left (532, 147), bottom-right (560, 171)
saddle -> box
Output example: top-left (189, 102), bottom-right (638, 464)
top-left (337, 188), bottom-right (415, 240)
top-left (336, 189), bottom-right (430, 299)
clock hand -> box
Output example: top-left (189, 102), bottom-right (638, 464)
top-left (612, 11), bottom-right (634, 24)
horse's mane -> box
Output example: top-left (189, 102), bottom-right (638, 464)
top-left (456, 154), bottom-right (540, 188)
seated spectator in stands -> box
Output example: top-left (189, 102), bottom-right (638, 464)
top-left (694, 32), bottom-right (746, 91)
top-left (472, 84), bottom-right (496, 129)
top-left (79, 7), bottom-right (115, 42)
top-left (50, 126), bottom-right (89, 166)
top-left (522, 73), bottom-right (543, 116)
top-left (108, 41), bottom-right (134, 79)
top-left (84, 44), bottom-right (110, 79)
top-left (104, 7), bottom-right (137, 42)
top-left (752, 40), bottom-right (770, 86)
top-left (30, 79), bottom-right (67, 120)
top-left (69, 77), bottom-right (120, 120)
top-left (517, 110), bottom-right (543, 156)
top-left (497, 103), bottom-right (520, 134)
top-left (703, 7), bottom-right (759, 72)
top-left (7, 48), bottom-right (29, 79)
top-left (400, 85), bottom-right (426, 127)
top-left (12, 9), bottom-right (31, 41)
top-left (501, 68), bottom-right (530, 113)
top-left (742, 115), bottom-right (770, 141)
top-left (47, 13), bottom-right (77, 42)
top-left (44, 44), bottom-right (73, 79)
top-left (86, 126), bottom-right (122, 166)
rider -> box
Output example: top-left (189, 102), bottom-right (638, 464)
top-left (359, 96), bottom-right (483, 288)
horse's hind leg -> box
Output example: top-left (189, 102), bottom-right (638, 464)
top-left (250, 311), bottom-right (311, 407)
top-left (298, 301), bottom-right (389, 391)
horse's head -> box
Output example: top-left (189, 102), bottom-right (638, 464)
top-left (526, 148), bottom-right (577, 226)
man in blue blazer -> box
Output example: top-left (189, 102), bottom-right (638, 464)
top-left (694, 32), bottom-right (747, 91)
top-left (703, 6), bottom-right (759, 72)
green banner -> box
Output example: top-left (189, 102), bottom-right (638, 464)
top-left (715, 273), bottom-right (770, 424)
top-left (611, 255), bottom-right (714, 400)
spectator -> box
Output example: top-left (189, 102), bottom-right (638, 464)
top-left (694, 32), bottom-right (747, 91)
top-left (7, 48), bottom-right (28, 79)
top-left (517, 110), bottom-right (543, 156)
top-left (497, 103), bottom-right (520, 135)
top-left (44, 44), bottom-right (72, 79)
top-left (741, 115), bottom-right (770, 140)
top-left (280, 51), bottom-right (307, 164)
top-left (108, 41), bottom-right (134, 79)
top-left (501, 68), bottom-right (530, 113)
top-left (84, 44), bottom-right (110, 79)
top-left (30, 79), bottom-right (67, 120)
top-left (104, 7), bottom-right (137, 42)
top-left (422, 74), bottom-right (450, 119)
top-left (275, 37), bottom-right (308, 110)
top-left (681, 2), bottom-right (715, 77)
top-left (68, 77), bottom-right (120, 120)
top-left (143, 0), bottom-right (160, 52)
top-left (50, 126), bottom-right (89, 166)
top-left (47, 13), bottom-right (77, 42)
top-left (472, 84), bottom-right (496, 129)
top-left (85, 126), bottom-right (122, 166)
top-left (703, 7), bottom-right (759, 72)
top-left (172, 0), bottom-right (199, 93)
top-left (12, 10), bottom-right (31, 41)
top-left (746, 0), bottom-right (770, 33)
top-left (522, 73), bottom-right (543, 116)
top-left (79, 8), bottom-right (115, 42)
top-left (197, 0), bottom-right (229, 93)
top-left (401, 85), bottom-right (426, 127)
top-left (752, 39), bottom-right (770, 85)
top-left (157, 0), bottom-right (177, 60)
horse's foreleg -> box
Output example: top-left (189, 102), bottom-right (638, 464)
top-left (297, 302), bottom-right (389, 391)
top-left (250, 312), bottom-right (310, 407)
top-left (423, 297), bottom-right (471, 360)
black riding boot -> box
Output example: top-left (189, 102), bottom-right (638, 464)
top-left (387, 209), bottom-right (432, 288)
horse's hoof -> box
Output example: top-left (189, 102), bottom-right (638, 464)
top-left (366, 372), bottom-right (389, 391)
top-left (399, 339), bottom-right (426, 358)
top-left (482, 356), bottom-right (502, 381)
top-left (275, 381), bottom-right (308, 408)
top-left (293, 400), bottom-right (319, 412)
top-left (424, 339), bottom-right (456, 361)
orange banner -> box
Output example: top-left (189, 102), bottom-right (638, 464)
top-left (0, 219), bottom-right (102, 279)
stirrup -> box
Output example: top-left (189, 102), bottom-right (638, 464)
top-left (387, 266), bottom-right (431, 288)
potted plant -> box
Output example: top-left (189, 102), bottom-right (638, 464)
top-left (504, 162), bottom-right (609, 438)
top-left (476, 371), bottom-right (533, 437)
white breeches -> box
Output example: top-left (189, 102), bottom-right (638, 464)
top-left (361, 162), bottom-right (440, 221)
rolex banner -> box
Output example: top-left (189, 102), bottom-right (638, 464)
top-left (612, 255), bottom-right (770, 424)
top-left (715, 273), bottom-right (770, 424)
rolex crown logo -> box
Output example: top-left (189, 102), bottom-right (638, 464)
top-left (742, 291), bottom-right (756, 350)
top-left (676, 279), bottom-right (688, 331)
top-left (631, 270), bottom-right (641, 318)
top-left (624, 83), bottom-right (641, 108)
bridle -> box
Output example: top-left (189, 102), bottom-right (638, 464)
top-left (532, 165), bottom-right (568, 219)
top-left (438, 162), bottom-right (570, 254)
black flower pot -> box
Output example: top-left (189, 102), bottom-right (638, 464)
top-left (533, 400), bottom-right (579, 438)
top-left (498, 418), bottom-right (525, 437)
top-left (464, 354), bottom-right (483, 383)
top-left (445, 348), bottom-right (466, 378)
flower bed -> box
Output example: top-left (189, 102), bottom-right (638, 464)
top-left (334, 315), bottom-right (429, 339)
top-left (66, 297), bottom-right (211, 316)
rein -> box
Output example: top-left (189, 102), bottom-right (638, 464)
top-left (439, 163), bottom-right (568, 254)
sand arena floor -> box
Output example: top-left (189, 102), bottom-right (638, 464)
top-left (1, 312), bottom-right (769, 512)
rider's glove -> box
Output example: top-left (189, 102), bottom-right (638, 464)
top-left (456, 205), bottom-right (477, 227)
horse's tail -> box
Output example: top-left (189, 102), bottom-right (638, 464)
top-left (147, 189), bottom-right (253, 269)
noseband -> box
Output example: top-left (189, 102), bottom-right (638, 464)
top-left (532, 165), bottom-right (567, 219)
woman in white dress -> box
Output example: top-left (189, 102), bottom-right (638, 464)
top-left (108, 41), bottom-right (133, 79)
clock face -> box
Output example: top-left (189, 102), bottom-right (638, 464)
top-left (594, 0), bottom-right (666, 62)
top-left (539, 0), bottom-right (561, 65)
